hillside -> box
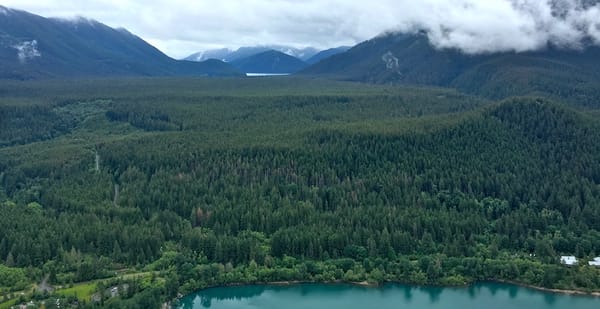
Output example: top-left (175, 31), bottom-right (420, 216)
top-left (300, 32), bottom-right (600, 107)
top-left (0, 6), bottom-right (241, 78)
top-left (305, 46), bottom-right (351, 65)
top-left (231, 50), bottom-right (308, 73)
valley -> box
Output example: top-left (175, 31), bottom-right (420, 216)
top-left (1, 3), bottom-right (600, 308)
top-left (1, 77), bottom-right (600, 308)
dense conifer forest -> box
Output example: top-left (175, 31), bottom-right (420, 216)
top-left (1, 78), bottom-right (599, 308)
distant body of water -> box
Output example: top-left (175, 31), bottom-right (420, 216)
top-left (178, 282), bottom-right (600, 309)
top-left (245, 73), bottom-right (291, 77)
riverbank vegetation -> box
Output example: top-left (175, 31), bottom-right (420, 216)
top-left (1, 77), bottom-right (599, 307)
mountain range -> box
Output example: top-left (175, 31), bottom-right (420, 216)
top-left (2, 4), bottom-right (600, 106)
top-left (184, 46), bottom-right (319, 62)
top-left (185, 46), bottom-right (351, 74)
top-left (0, 6), bottom-right (241, 79)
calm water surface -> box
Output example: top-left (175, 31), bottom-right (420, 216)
top-left (178, 283), bottom-right (599, 309)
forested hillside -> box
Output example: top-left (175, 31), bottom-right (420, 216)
top-left (1, 78), bottom-right (599, 308)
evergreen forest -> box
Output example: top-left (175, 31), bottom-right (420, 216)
top-left (1, 77), bottom-right (599, 308)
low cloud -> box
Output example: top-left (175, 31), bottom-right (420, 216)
top-left (391, 0), bottom-right (600, 54)
top-left (13, 40), bottom-right (41, 63)
top-left (2, 0), bottom-right (600, 57)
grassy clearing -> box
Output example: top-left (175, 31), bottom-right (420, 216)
top-left (0, 298), bottom-right (19, 309)
top-left (54, 282), bottom-right (97, 301)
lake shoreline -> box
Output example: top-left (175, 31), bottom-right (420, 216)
top-left (176, 280), bottom-right (600, 309)
top-left (491, 279), bottom-right (600, 297)
top-left (181, 279), bottom-right (600, 298)
top-left (273, 280), bottom-right (600, 297)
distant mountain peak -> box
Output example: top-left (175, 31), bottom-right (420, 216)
top-left (231, 49), bottom-right (307, 74)
top-left (184, 45), bottom-right (319, 62)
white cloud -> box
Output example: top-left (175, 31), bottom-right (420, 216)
top-left (1, 0), bottom-right (600, 58)
top-left (13, 40), bottom-right (41, 63)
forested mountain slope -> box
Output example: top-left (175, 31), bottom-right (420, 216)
top-left (305, 46), bottom-right (351, 65)
top-left (300, 32), bottom-right (600, 107)
top-left (0, 7), bottom-right (241, 79)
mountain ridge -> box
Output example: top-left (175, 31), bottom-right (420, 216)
top-left (300, 32), bottom-right (600, 107)
top-left (184, 45), bottom-right (319, 62)
top-left (0, 6), bottom-right (241, 79)
top-left (305, 46), bottom-right (351, 65)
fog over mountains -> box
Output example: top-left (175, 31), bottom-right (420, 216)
top-left (2, 2), bottom-right (600, 80)
top-left (3, 0), bottom-right (600, 58)
top-left (385, 0), bottom-right (600, 54)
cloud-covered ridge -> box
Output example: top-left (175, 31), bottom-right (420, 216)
top-left (3, 0), bottom-right (600, 57)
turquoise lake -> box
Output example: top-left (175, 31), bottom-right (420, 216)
top-left (178, 283), bottom-right (599, 309)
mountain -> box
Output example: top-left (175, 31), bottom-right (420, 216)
top-left (305, 46), bottom-right (351, 65)
top-left (300, 32), bottom-right (600, 107)
top-left (230, 50), bottom-right (308, 73)
top-left (0, 6), bottom-right (241, 79)
top-left (183, 48), bottom-right (231, 62)
top-left (184, 46), bottom-right (319, 62)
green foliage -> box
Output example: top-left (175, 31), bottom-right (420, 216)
top-left (1, 78), bottom-right (600, 307)
top-left (0, 264), bottom-right (28, 290)
top-left (54, 282), bottom-right (97, 301)
top-left (0, 104), bottom-right (77, 146)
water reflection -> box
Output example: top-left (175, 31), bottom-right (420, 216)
top-left (179, 285), bottom-right (267, 308)
top-left (403, 285), bottom-right (413, 303)
top-left (178, 282), bottom-right (600, 309)
top-left (543, 292), bottom-right (556, 305)
top-left (508, 285), bottom-right (518, 299)
top-left (422, 286), bottom-right (443, 303)
top-left (467, 284), bottom-right (479, 299)
top-left (487, 283), bottom-right (499, 296)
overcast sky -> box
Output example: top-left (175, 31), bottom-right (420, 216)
top-left (1, 0), bottom-right (600, 59)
